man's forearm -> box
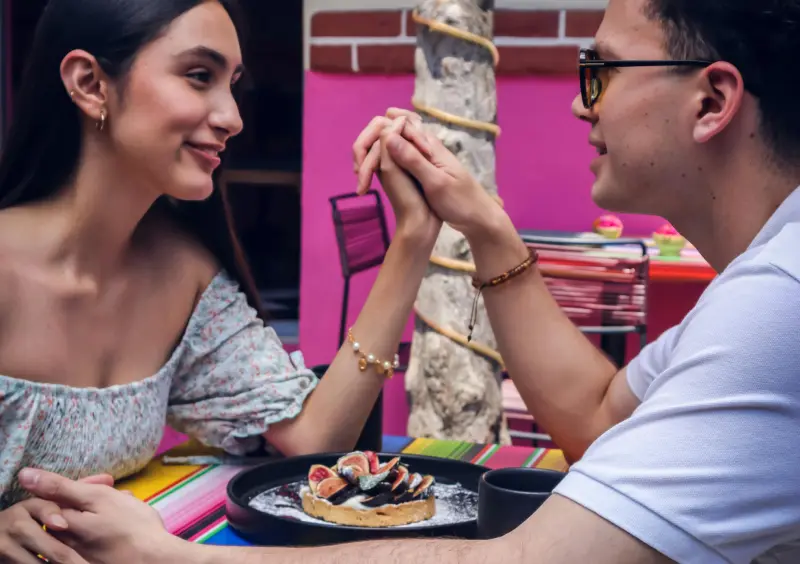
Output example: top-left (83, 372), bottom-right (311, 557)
top-left (186, 536), bottom-right (499, 564)
top-left (466, 211), bottom-right (629, 460)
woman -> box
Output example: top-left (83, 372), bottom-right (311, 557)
top-left (0, 0), bottom-right (440, 560)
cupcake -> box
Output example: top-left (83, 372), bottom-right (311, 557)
top-left (593, 215), bottom-right (624, 239)
top-left (653, 223), bottom-right (686, 256)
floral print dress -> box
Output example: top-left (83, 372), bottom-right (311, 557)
top-left (0, 271), bottom-right (318, 508)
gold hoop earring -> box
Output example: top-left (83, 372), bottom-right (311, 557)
top-left (96, 109), bottom-right (106, 132)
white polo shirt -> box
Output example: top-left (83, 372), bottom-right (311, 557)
top-left (553, 186), bottom-right (800, 564)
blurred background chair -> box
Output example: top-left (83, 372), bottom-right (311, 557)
top-left (504, 233), bottom-right (651, 447)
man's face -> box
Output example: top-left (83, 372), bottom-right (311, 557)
top-left (572, 0), bottom-right (704, 217)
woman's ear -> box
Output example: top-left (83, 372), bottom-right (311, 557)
top-left (60, 49), bottom-right (109, 122)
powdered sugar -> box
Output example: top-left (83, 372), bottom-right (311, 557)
top-left (248, 480), bottom-right (478, 529)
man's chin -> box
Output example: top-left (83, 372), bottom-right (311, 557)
top-left (591, 181), bottom-right (625, 212)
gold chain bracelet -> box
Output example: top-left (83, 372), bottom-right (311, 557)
top-left (347, 328), bottom-right (400, 379)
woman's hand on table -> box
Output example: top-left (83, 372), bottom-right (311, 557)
top-left (17, 468), bottom-right (177, 564)
top-left (353, 107), bottom-right (514, 245)
top-left (0, 474), bottom-right (114, 564)
top-left (353, 114), bottom-right (442, 247)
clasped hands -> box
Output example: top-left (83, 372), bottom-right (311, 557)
top-left (0, 468), bottom-right (174, 564)
top-left (351, 107), bottom-right (506, 246)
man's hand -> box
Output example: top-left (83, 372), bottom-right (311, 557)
top-left (18, 468), bottom-right (179, 564)
top-left (353, 107), bottom-right (506, 240)
top-left (0, 473), bottom-right (114, 564)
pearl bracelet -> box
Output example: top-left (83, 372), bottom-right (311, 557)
top-left (347, 328), bottom-right (400, 379)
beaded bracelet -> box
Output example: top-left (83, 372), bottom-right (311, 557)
top-left (467, 248), bottom-right (538, 342)
top-left (347, 328), bottom-right (400, 379)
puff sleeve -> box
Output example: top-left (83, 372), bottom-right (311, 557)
top-left (166, 271), bottom-right (318, 455)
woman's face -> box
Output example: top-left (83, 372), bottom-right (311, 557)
top-left (105, 1), bottom-right (244, 201)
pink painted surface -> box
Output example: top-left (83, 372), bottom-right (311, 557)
top-left (300, 73), bottom-right (706, 437)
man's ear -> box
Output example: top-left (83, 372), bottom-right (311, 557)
top-left (691, 61), bottom-right (745, 144)
top-left (60, 49), bottom-right (109, 122)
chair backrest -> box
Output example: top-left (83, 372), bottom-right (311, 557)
top-left (523, 236), bottom-right (650, 331)
top-left (329, 190), bottom-right (391, 279)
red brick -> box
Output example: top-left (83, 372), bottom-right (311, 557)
top-left (565, 10), bottom-right (605, 37)
top-left (310, 46), bottom-right (353, 73)
top-left (494, 10), bottom-right (559, 38)
top-left (498, 45), bottom-right (579, 76)
top-left (311, 11), bottom-right (402, 37)
top-left (406, 10), bottom-right (417, 36)
top-left (358, 45), bottom-right (416, 74)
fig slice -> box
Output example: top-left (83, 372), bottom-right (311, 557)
top-left (363, 451), bottom-right (380, 474)
top-left (316, 476), bottom-right (348, 499)
top-left (412, 475), bottom-right (435, 497)
top-left (357, 469), bottom-right (391, 492)
top-left (308, 464), bottom-right (337, 495)
top-left (407, 473), bottom-right (423, 491)
top-left (340, 465), bottom-right (365, 485)
top-left (337, 452), bottom-right (370, 476)
top-left (375, 457), bottom-right (400, 475)
top-left (390, 465), bottom-right (409, 491)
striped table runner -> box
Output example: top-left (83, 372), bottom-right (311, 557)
top-left (117, 435), bottom-right (568, 546)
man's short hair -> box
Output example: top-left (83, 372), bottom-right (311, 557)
top-left (646, 0), bottom-right (800, 169)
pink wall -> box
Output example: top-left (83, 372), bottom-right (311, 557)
top-left (300, 73), bottom-right (700, 436)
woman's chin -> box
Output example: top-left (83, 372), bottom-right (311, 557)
top-left (168, 177), bottom-right (215, 202)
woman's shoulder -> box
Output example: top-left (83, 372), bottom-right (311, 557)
top-left (143, 210), bottom-right (221, 295)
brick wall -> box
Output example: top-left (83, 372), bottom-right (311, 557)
top-left (308, 8), bottom-right (604, 75)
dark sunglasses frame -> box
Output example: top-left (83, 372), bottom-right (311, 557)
top-left (578, 48), bottom-right (714, 109)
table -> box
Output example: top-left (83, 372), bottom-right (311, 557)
top-left (519, 230), bottom-right (717, 284)
top-left (117, 436), bottom-right (568, 546)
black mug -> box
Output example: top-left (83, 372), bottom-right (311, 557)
top-left (477, 468), bottom-right (566, 539)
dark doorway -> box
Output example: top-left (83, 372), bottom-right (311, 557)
top-left (6, 0), bottom-right (303, 344)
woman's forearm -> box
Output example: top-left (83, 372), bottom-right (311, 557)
top-left (267, 229), bottom-right (436, 455)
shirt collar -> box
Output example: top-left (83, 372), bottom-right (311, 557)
top-left (749, 185), bottom-right (800, 249)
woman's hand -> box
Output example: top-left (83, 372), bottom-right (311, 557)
top-left (353, 115), bottom-right (441, 246)
top-left (0, 474), bottom-right (114, 564)
top-left (354, 108), bottom-right (509, 242)
top-left (18, 469), bottom-right (177, 564)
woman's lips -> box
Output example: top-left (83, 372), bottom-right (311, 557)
top-left (184, 143), bottom-right (221, 171)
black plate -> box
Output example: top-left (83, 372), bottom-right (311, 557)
top-left (226, 452), bottom-right (488, 546)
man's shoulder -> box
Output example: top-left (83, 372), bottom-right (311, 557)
top-left (754, 221), bottom-right (800, 282)
top-left (694, 224), bottom-right (800, 315)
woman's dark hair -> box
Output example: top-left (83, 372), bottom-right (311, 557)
top-left (0, 0), bottom-right (264, 317)
top-left (645, 0), bottom-right (800, 169)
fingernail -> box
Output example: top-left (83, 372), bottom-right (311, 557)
top-left (393, 116), bottom-right (407, 130)
top-left (48, 515), bottom-right (69, 529)
top-left (18, 468), bottom-right (39, 487)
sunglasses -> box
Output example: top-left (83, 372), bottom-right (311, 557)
top-left (578, 48), bottom-right (714, 109)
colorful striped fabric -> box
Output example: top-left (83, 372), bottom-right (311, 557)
top-left (117, 435), bottom-right (568, 546)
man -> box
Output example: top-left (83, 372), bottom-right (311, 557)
top-left (17, 0), bottom-right (800, 562)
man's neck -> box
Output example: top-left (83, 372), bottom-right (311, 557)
top-left (669, 170), bottom-right (800, 273)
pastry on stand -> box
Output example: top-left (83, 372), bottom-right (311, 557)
top-left (653, 223), bottom-right (686, 257)
top-left (592, 214), bottom-right (624, 239)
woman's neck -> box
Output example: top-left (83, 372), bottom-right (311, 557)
top-left (32, 146), bottom-right (161, 284)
